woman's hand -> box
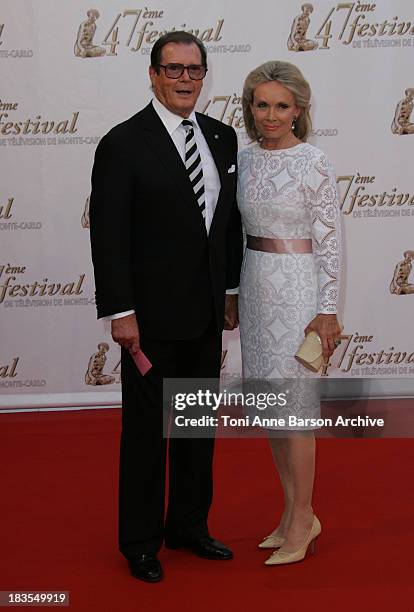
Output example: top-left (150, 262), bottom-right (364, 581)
top-left (304, 314), bottom-right (342, 359)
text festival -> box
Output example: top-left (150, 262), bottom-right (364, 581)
top-left (338, 173), bottom-right (414, 216)
top-left (307, 2), bottom-right (414, 48)
top-left (323, 332), bottom-right (414, 377)
top-left (91, 9), bottom-right (223, 55)
top-left (0, 264), bottom-right (85, 304)
top-left (0, 105), bottom-right (79, 137)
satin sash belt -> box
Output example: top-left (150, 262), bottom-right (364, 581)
top-left (246, 236), bottom-right (313, 254)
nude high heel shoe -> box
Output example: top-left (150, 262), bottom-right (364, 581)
top-left (258, 530), bottom-right (285, 549)
top-left (264, 516), bottom-right (321, 565)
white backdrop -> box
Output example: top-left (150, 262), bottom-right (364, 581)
top-left (1, 0), bottom-right (414, 410)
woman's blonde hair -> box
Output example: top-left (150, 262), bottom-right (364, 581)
top-left (242, 60), bottom-right (312, 142)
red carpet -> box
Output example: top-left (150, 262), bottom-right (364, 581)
top-left (1, 408), bottom-right (414, 611)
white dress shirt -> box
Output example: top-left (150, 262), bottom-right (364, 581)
top-left (106, 97), bottom-right (222, 321)
top-left (152, 96), bottom-right (221, 233)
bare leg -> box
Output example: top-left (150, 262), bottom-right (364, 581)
top-left (277, 433), bottom-right (316, 553)
top-left (267, 437), bottom-right (293, 538)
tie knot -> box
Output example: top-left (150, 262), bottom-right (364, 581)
top-left (182, 119), bottom-right (193, 131)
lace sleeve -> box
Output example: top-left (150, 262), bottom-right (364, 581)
top-left (305, 151), bottom-right (342, 314)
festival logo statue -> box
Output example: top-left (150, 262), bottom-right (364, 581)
top-left (391, 89), bottom-right (414, 135)
top-left (74, 9), bottom-right (105, 58)
top-left (390, 250), bottom-right (414, 295)
top-left (81, 196), bottom-right (90, 229)
top-left (287, 3), bottom-right (318, 52)
top-left (85, 343), bottom-right (116, 385)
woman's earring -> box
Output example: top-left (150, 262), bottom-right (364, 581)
top-left (292, 117), bottom-right (297, 131)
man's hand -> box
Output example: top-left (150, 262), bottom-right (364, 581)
top-left (224, 294), bottom-right (239, 330)
top-left (111, 313), bottom-right (140, 355)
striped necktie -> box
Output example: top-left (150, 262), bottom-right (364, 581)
top-left (182, 119), bottom-right (206, 219)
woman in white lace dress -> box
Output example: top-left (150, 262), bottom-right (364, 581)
top-left (237, 61), bottom-right (342, 565)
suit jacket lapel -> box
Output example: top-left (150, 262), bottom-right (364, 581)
top-left (196, 113), bottom-right (226, 195)
top-left (197, 113), bottom-right (231, 236)
top-left (139, 104), bottom-right (203, 217)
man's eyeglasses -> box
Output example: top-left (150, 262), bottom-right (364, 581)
top-left (158, 63), bottom-right (207, 80)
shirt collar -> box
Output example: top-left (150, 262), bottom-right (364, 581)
top-left (151, 97), bottom-right (199, 136)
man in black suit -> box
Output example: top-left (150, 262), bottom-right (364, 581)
top-left (89, 32), bottom-right (242, 582)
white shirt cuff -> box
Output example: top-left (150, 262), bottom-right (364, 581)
top-left (226, 288), bottom-right (239, 295)
top-left (104, 310), bottom-right (135, 321)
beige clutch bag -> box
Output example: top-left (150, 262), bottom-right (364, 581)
top-left (295, 331), bottom-right (324, 373)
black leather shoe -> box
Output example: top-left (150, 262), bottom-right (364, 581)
top-left (165, 536), bottom-right (233, 560)
top-left (127, 554), bottom-right (163, 582)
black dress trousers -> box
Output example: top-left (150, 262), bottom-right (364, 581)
top-left (118, 320), bottom-right (222, 558)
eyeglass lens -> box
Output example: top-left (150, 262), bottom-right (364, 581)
top-left (162, 64), bottom-right (206, 80)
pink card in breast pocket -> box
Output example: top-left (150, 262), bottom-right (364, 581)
top-left (130, 349), bottom-right (152, 376)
